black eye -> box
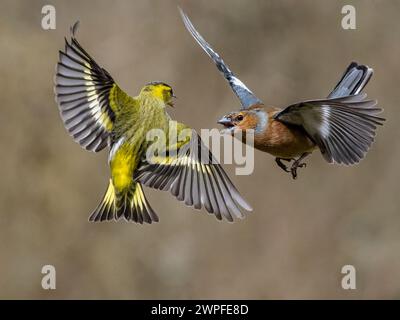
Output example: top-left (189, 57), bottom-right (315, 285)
top-left (236, 115), bottom-right (244, 121)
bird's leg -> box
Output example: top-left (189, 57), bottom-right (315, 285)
top-left (275, 158), bottom-right (292, 173)
top-left (290, 152), bottom-right (310, 179)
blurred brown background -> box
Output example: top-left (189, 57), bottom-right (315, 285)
top-left (0, 0), bottom-right (399, 299)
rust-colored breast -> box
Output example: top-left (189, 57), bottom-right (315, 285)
top-left (254, 110), bottom-right (316, 158)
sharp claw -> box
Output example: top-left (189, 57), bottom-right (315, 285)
top-left (277, 155), bottom-right (308, 179)
top-left (290, 161), bottom-right (306, 179)
top-left (291, 168), bottom-right (297, 179)
top-left (288, 153), bottom-right (310, 179)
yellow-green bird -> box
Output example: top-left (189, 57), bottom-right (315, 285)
top-left (54, 22), bottom-right (252, 223)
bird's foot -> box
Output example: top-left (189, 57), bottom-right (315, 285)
top-left (275, 158), bottom-right (291, 172)
top-left (290, 160), bottom-right (307, 179)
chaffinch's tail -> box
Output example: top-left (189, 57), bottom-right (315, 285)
top-left (89, 180), bottom-right (159, 223)
top-left (328, 62), bottom-right (373, 99)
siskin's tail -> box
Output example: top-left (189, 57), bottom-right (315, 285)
top-left (89, 180), bottom-right (158, 223)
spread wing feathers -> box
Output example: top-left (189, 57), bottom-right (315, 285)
top-left (328, 62), bottom-right (373, 99)
top-left (135, 130), bottom-right (252, 222)
top-left (179, 8), bottom-right (262, 109)
top-left (89, 180), bottom-right (158, 224)
top-left (54, 21), bottom-right (116, 152)
top-left (275, 94), bottom-right (385, 165)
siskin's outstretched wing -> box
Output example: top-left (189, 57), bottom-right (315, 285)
top-left (179, 8), bottom-right (262, 110)
top-left (135, 124), bottom-right (252, 221)
top-left (54, 21), bottom-right (131, 152)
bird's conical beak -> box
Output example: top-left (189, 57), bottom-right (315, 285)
top-left (167, 95), bottom-right (177, 108)
top-left (217, 116), bottom-right (233, 127)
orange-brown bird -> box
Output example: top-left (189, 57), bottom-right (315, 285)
top-left (180, 9), bottom-right (385, 179)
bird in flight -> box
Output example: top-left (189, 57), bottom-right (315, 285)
top-left (54, 22), bottom-right (252, 223)
top-left (179, 8), bottom-right (385, 179)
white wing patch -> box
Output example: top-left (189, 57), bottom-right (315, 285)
top-left (179, 8), bottom-right (262, 109)
top-left (319, 106), bottom-right (331, 139)
top-left (230, 76), bottom-right (254, 94)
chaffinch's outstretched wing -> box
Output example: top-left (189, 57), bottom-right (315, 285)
top-left (275, 62), bottom-right (384, 165)
top-left (135, 124), bottom-right (252, 221)
top-left (54, 21), bottom-right (131, 152)
top-left (179, 8), bottom-right (262, 110)
top-left (274, 94), bottom-right (385, 165)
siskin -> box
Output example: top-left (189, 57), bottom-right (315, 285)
top-left (54, 22), bottom-right (252, 223)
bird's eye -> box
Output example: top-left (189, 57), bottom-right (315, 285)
top-left (236, 115), bottom-right (244, 121)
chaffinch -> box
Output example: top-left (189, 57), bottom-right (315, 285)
top-left (180, 8), bottom-right (385, 179)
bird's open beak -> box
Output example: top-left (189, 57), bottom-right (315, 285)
top-left (217, 116), bottom-right (235, 134)
top-left (217, 116), bottom-right (234, 128)
top-left (167, 95), bottom-right (177, 108)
